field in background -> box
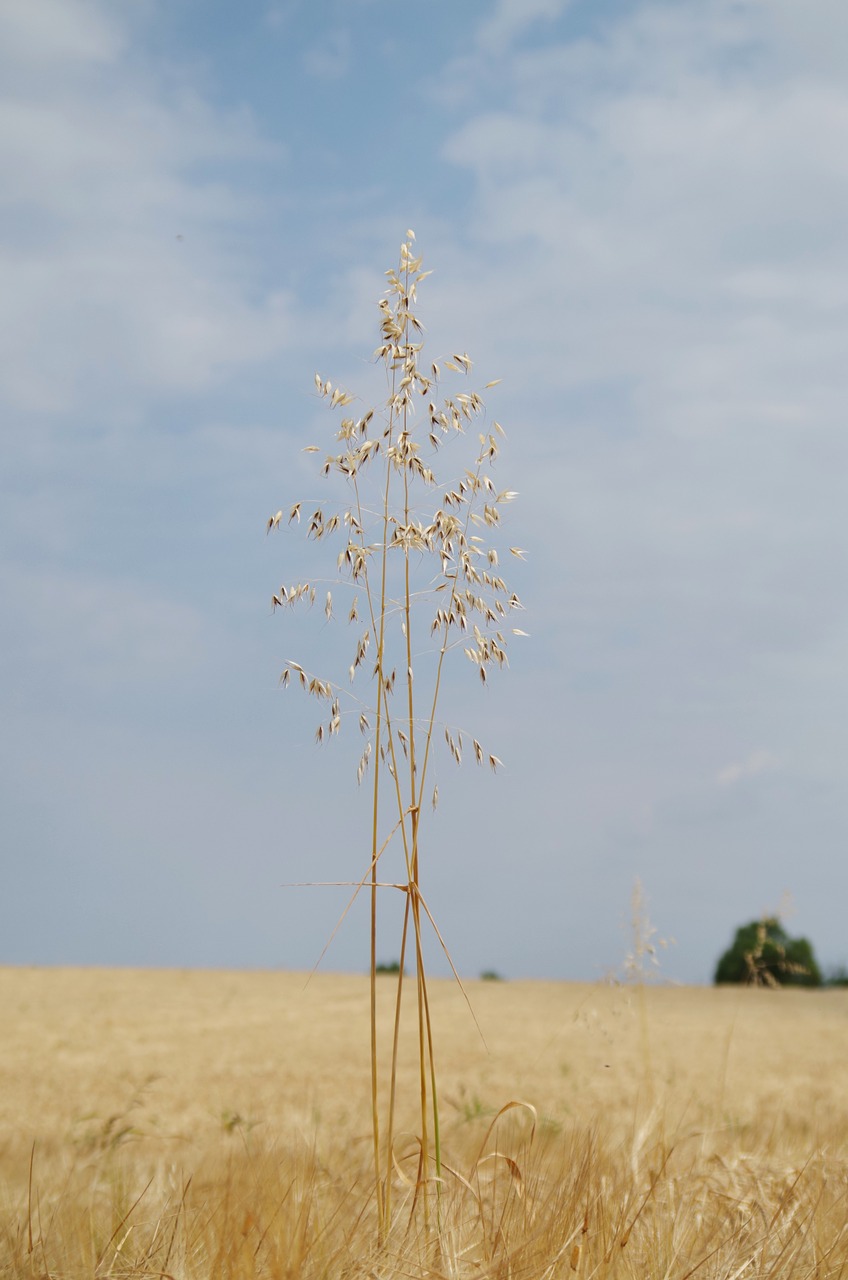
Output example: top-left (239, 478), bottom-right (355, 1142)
top-left (2, 967), bottom-right (847, 1276)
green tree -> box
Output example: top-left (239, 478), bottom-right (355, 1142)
top-left (714, 917), bottom-right (822, 987)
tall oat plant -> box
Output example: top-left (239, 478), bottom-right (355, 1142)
top-left (267, 232), bottom-right (524, 1237)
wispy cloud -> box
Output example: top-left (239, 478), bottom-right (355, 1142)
top-left (2, 0), bottom-right (847, 980)
top-left (716, 750), bottom-right (779, 788)
top-left (303, 28), bottom-right (351, 81)
top-left (0, 0), bottom-right (123, 67)
top-left (0, 4), bottom-right (293, 419)
top-left (477, 0), bottom-right (574, 55)
top-left (429, 0), bottom-right (848, 680)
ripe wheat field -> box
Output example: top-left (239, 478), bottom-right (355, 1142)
top-left (1, 966), bottom-right (847, 1278)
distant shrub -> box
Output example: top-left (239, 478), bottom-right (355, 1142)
top-left (375, 960), bottom-right (404, 976)
top-left (824, 965), bottom-right (848, 988)
top-left (480, 970), bottom-right (504, 982)
top-left (714, 917), bottom-right (822, 988)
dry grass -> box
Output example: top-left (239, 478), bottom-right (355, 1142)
top-left (2, 966), bottom-right (847, 1277)
top-left (268, 232), bottom-right (524, 1228)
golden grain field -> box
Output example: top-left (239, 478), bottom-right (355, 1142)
top-left (1, 967), bottom-right (847, 1278)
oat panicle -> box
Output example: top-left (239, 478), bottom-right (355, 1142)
top-left (268, 233), bottom-right (524, 1237)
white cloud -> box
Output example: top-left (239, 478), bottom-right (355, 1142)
top-left (716, 750), bottom-right (779, 787)
top-left (264, 2), bottom-right (299, 33)
top-left (303, 27), bottom-right (351, 80)
top-left (0, 0), bottom-right (123, 68)
top-left (477, 0), bottom-right (574, 56)
top-left (406, 0), bottom-right (848, 887)
top-left (434, 0), bottom-right (848, 573)
top-left (764, 0), bottom-right (848, 81)
top-left (0, 5), bottom-right (294, 418)
top-left (3, 0), bottom-right (848, 979)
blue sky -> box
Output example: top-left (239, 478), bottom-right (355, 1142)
top-left (2, 0), bottom-right (847, 983)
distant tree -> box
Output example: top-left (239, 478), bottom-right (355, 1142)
top-left (824, 965), bottom-right (848, 988)
top-left (714, 917), bottom-right (822, 987)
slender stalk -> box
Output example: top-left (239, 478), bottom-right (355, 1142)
top-left (365, 253), bottom-right (420, 1232)
top-left (397, 250), bottom-right (438, 1222)
top-left (384, 890), bottom-right (411, 1229)
top-left (271, 232), bottom-right (521, 1247)
top-left (369, 731), bottom-right (383, 1235)
top-left (367, 366), bottom-right (399, 1241)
